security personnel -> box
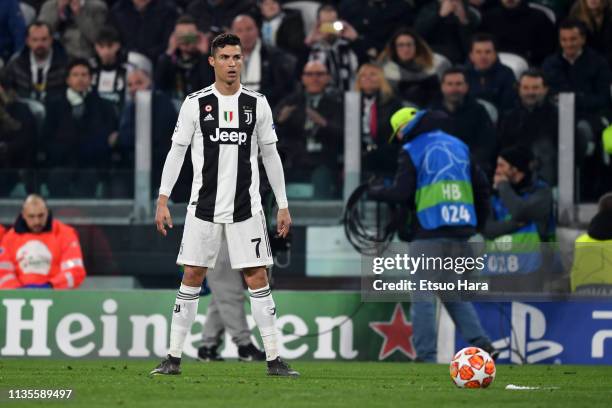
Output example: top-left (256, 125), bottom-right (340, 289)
top-left (482, 146), bottom-right (554, 291)
top-left (0, 195), bottom-right (86, 289)
top-left (369, 107), bottom-right (495, 362)
top-left (571, 192), bottom-right (612, 294)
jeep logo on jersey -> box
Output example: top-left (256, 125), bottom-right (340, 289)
top-left (209, 128), bottom-right (248, 145)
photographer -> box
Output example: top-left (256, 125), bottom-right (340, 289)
top-left (368, 107), bottom-right (496, 363)
top-left (155, 15), bottom-right (214, 101)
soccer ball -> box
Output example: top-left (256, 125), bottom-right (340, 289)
top-left (449, 347), bottom-right (496, 389)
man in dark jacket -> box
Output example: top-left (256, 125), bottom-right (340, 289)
top-left (465, 33), bottom-right (517, 113)
top-left (1, 22), bottom-right (68, 102)
top-left (542, 19), bottom-right (612, 115)
top-left (0, 79), bottom-right (36, 196)
top-left (430, 67), bottom-right (497, 177)
top-left (187, 0), bottom-right (255, 35)
top-left (480, 0), bottom-right (556, 65)
top-left (368, 107), bottom-right (496, 363)
top-left (109, 0), bottom-right (177, 63)
top-left (231, 14), bottom-right (296, 107)
top-left (274, 61), bottom-right (343, 198)
top-left (498, 70), bottom-right (558, 186)
top-left (155, 15), bottom-right (214, 101)
top-left (42, 58), bottom-right (118, 197)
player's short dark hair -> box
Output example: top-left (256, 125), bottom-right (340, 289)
top-left (176, 14), bottom-right (197, 26)
top-left (66, 58), bottom-right (92, 77)
top-left (441, 66), bottom-right (467, 82)
top-left (95, 26), bottom-right (121, 45)
top-left (519, 69), bottom-right (548, 87)
top-left (470, 33), bottom-right (497, 52)
top-left (27, 21), bottom-right (52, 37)
top-left (599, 192), bottom-right (612, 213)
top-left (210, 33), bottom-right (241, 56)
top-left (559, 19), bottom-right (588, 37)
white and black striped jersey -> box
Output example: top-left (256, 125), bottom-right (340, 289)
top-left (172, 84), bottom-right (278, 223)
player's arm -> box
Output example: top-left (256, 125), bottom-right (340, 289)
top-left (257, 97), bottom-right (291, 238)
top-left (156, 97), bottom-right (195, 236)
top-left (260, 142), bottom-right (291, 238)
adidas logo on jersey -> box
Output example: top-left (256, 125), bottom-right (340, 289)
top-left (209, 128), bottom-right (248, 145)
top-left (203, 113), bottom-right (214, 121)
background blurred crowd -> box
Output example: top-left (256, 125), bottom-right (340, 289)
top-left (1, 0), bottom-right (612, 202)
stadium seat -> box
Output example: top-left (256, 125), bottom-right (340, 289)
top-left (127, 51), bottom-right (153, 76)
top-left (528, 3), bottom-right (556, 24)
top-left (284, 1), bottom-right (320, 35)
top-left (433, 53), bottom-right (451, 79)
top-left (498, 52), bottom-right (529, 80)
top-left (476, 98), bottom-right (499, 125)
top-left (19, 2), bottom-right (36, 25)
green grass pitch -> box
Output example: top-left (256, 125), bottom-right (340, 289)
top-left (1, 360), bottom-right (612, 408)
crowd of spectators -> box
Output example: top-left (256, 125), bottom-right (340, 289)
top-left (1, 0), bottom-right (612, 201)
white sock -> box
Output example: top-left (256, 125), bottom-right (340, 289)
top-left (249, 285), bottom-right (279, 361)
top-left (168, 283), bottom-right (200, 359)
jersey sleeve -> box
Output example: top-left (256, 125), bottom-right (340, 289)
top-left (257, 96), bottom-right (278, 146)
top-left (49, 225), bottom-right (86, 289)
top-left (171, 97), bottom-right (197, 145)
top-left (0, 233), bottom-right (21, 289)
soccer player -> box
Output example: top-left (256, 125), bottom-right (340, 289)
top-left (150, 33), bottom-right (298, 377)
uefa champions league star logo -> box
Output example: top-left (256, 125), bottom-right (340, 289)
top-left (423, 141), bottom-right (470, 183)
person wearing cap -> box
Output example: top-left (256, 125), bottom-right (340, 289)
top-left (369, 107), bottom-right (496, 363)
top-left (570, 192), bottom-right (612, 294)
top-left (482, 145), bottom-right (555, 291)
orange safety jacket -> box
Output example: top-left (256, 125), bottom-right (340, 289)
top-left (0, 216), bottom-right (86, 289)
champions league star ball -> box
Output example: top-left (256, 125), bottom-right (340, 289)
top-left (449, 347), bottom-right (496, 389)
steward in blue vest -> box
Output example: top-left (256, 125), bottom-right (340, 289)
top-left (368, 108), bottom-right (490, 240)
top-left (482, 146), bottom-right (555, 291)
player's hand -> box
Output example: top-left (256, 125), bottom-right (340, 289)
top-left (277, 208), bottom-right (292, 239)
top-left (156, 198), bottom-right (173, 236)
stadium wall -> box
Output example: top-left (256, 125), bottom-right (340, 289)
top-left (1, 291), bottom-right (611, 364)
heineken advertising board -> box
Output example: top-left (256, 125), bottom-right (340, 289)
top-left (0, 291), bottom-right (416, 361)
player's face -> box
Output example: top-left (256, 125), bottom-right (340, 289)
top-left (22, 202), bottom-right (49, 233)
top-left (209, 45), bottom-right (242, 85)
top-left (66, 65), bottom-right (92, 93)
